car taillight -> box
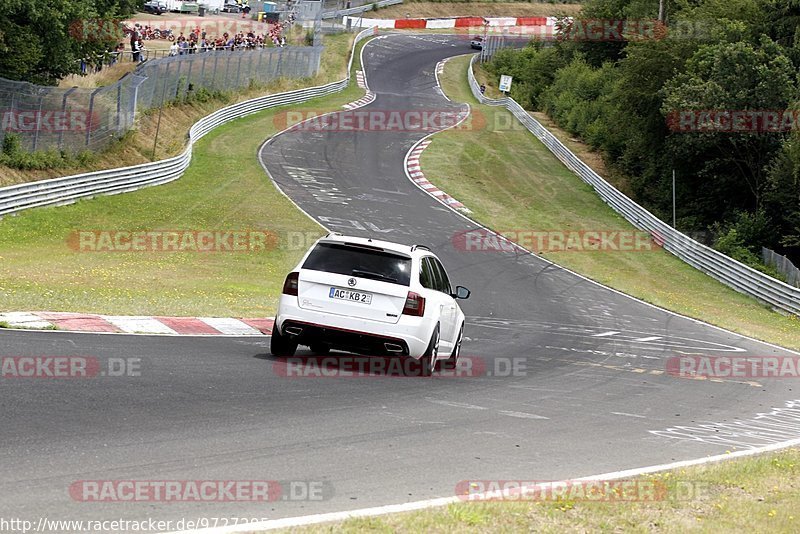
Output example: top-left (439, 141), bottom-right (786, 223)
top-left (282, 272), bottom-right (299, 296)
top-left (402, 291), bottom-right (425, 317)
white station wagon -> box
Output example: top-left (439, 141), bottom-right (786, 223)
top-left (271, 234), bottom-right (470, 374)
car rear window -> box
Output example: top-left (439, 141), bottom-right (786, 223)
top-left (302, 243), bottom-right (412, 286)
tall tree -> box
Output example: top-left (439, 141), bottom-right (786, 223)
top-left (0, 0), bottom-right (137, 85)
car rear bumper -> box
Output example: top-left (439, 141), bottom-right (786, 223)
top-left (276, 295), bottom-right (431, 358)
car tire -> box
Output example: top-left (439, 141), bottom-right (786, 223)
top-left (270, 323), bottom-right (298, 357)
top-left (442, 323), bottom-right (463, 371)
top-left (420, 325), bottom-right (439, 377)
top-left (309, 343), bottom-right (330, 355)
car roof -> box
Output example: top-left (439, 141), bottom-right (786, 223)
top-left (317, 234), bottom-right (431, 257)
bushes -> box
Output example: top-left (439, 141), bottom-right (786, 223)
top-left (0, 133), bottom-right (96, 171)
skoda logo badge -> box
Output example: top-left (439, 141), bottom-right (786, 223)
top-left (348, 278), bottom-right (357, 287)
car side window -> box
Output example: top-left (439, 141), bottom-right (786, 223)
top-left (419, 258), bottom-right (436, 290)
top-left (431, 258), bottom-right (452, 295)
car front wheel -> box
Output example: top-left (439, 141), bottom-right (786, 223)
top-left (270, 323), bottom-right (298, 357)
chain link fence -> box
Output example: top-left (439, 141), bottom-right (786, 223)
top-left (763, 248), bottom-right (800, 288)
top-left (0, 45), bottom-right (322, 155)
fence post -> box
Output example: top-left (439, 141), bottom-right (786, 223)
top-left (223, 51), bottom-right (232, 90)
top-left (173, 59), bottom-right (183, 101)
top-left (57, 87), bottom-right (78, 151)
top-left (235, 54), bottom-right (243, 89)
top-left (116, 81), bottom-right (122, 135)
top-left (212, 53), bottom-right (220, 90)
top-left (200, 53), bottom-right (209, 90)
top-left (85, 88), bottom-right (99, 148)
top-left (256, 48), bottom-right (264, 84)
top-left (184, 57), bottom-right (194, 101)
top-left (31, 95), bottom-right (44, 152)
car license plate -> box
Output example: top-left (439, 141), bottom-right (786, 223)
top-left (329, 287), bottom-right (372, 305)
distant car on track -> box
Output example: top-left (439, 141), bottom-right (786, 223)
top-left (271, 234), bottom-right (470, 375)
top-left (470, 37), bottom-right (484, 50)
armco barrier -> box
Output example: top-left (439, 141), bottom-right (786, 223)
top-left (467, 55), bottom-right (800, 316)
top-left (0, 28), bottom-right (377, 219)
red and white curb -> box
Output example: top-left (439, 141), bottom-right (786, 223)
top-left (342, 70), bottom-right (376, 111)
top-left (342, 91), bottom-right (375, 111)
top-left (356, 70), bottom-right (367, 89)
top-left (406, 138), bottom-right (470, 213)
top-left (0, 311), bottom-right (274, 336)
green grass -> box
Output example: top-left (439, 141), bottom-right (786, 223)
top-left (0, 36), bottom-right (372, 317)
top-left (419, 54), bottom-right (800, 351)
top-left (273, 448), bottom-right (800, 532)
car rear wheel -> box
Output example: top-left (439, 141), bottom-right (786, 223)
top-left (420, 325), bottom-right (439, 377)
top-left (442, 323), bottom-right (463, 371)
top-left (270, 323), bottom-right (298, 357)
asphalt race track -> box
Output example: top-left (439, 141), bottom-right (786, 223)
top-left (2, 34), bottom-right (799, 530)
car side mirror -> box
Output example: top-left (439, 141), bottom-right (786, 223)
top-left (453, 286), bottom-right (470, 300)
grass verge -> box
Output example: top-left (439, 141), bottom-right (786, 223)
top-left (271, 448), bottom-right (800, 533)
top-left (0, 36), bottom-right (371, 317)
top-left (0, 32), bottom-right (355, 187)
top-left (420, 54), bottom-right (800, 350)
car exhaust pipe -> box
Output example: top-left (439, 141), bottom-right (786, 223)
top-left (384, 343), bottom-right (403, 353)
top-left (285, 326), bottom-right (303, 336)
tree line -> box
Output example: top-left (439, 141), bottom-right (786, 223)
top-left (0, 0), bottom-right (141, 85)
top-left (485, 0), bottom-right (800, 271)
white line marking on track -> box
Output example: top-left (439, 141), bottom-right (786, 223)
top-left (611, 412), bottom-right (647, 418)
top-left (498, 410), bottom-right (549, 420)
top-left (592, 331), bottom-right (620, 337)
top-left (633, 336), bottom-right (663, 342)
top-left (426, 399), bottom-right (487, 410)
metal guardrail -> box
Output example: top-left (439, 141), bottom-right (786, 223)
top-left (322, 0), bottom-right (402, 19)
top-left (0, 27), bottom-right (377, 220)
top-left (467, 55), bottom-right (800, 316)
